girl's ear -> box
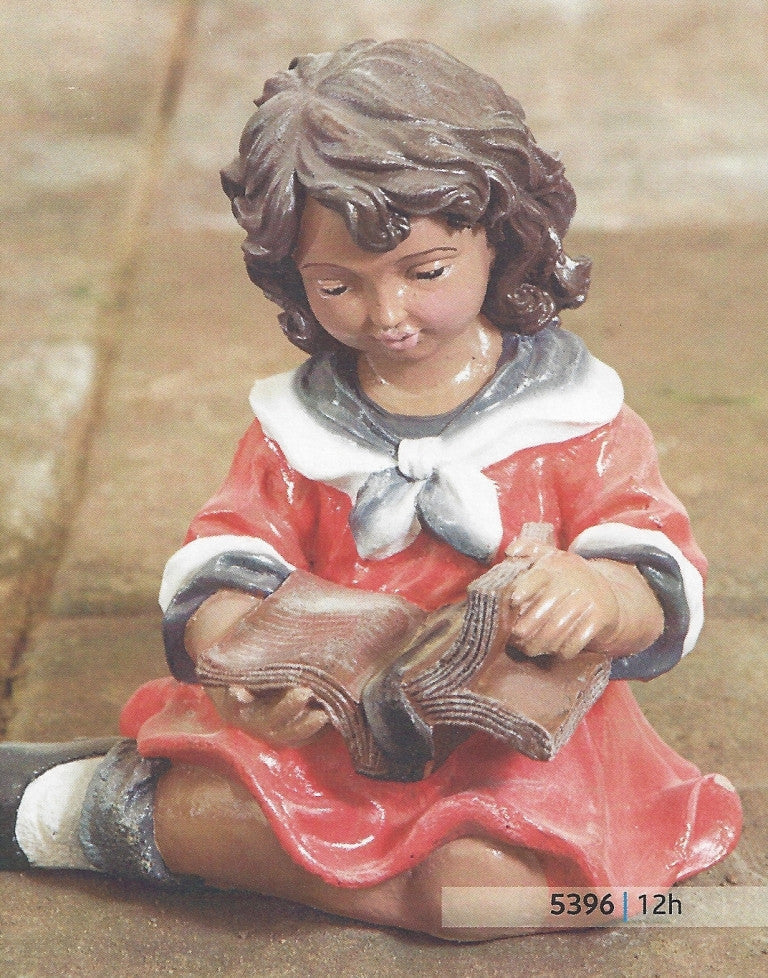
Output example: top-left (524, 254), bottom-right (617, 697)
top-left (479, 227), bottom-right (497, 272)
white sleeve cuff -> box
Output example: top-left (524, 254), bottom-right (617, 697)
top-left (158, 535), bottom-right (295, 612)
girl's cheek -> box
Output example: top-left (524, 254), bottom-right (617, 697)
top-left (307, 300), bottom-right (355, 336)
top-left (418, 291), bottom-right (482, 327)
top-left (316, 314), bottom-right (366, 348)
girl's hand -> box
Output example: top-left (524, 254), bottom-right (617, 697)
top-left (206, 684), bottom-right (330, 747)
top-left (498, 539), bottom-right (664, 660)
top-left (184, 589), bottom-right (329, 746)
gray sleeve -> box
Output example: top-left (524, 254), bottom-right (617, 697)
top-left (577, 544), bottom-right (690, 681)
top-left (161, 551), bottom-right (290, 683)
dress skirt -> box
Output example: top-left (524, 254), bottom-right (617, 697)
top-left (121, 677), bottom-right (741, 889)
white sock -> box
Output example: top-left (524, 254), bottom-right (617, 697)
top-left (15, 757), bottom-right (105, 870)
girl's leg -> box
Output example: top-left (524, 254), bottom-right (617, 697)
top-left (154, 762), bottom-right (549, 941)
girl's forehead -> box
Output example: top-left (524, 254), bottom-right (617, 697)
top-left (294, 198), bottom-right (466, 270)
top-left (293, 199), bottom-right (354, 265)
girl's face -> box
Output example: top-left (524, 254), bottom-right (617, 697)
top-left (294, 198), bottom-right (495, 367)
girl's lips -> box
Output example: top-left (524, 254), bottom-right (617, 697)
top-left (377, 329), bottom-right (420, 351)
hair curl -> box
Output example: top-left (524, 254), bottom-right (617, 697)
top-left (221, 39), bottom-right (591, 353)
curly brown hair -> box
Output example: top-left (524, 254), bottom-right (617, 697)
top-left (221, 39), bottom-right (591, 353)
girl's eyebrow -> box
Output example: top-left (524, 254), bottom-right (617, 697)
top-left (299, 246), bottom-right (459, 271)
top-left (399, 246), bottom-right (458, 263)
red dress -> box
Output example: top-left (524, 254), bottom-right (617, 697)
top-left (121, 393), bottom-right (741, 888)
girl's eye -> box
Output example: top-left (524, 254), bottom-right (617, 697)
top-left (415, 265), bottom-right (447, 281)
top-left (319, 283), bottom-right (348, 297)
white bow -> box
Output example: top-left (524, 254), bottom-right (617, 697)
top-left (349, 436), bottom-right (504, 561)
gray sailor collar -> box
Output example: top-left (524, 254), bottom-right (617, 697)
top-left (249, 327), bottom-right (624, 562)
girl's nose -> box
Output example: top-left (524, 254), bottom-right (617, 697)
top-left (368, 282), bottom-right (407, 330)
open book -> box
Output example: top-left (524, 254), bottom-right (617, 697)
top-left (195, 527), bottom-right (611, 781)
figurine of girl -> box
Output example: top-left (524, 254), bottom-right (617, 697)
top-left (0, 40), bottom-right (741, 940)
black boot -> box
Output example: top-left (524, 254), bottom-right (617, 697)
top-left (0, 738), bottom-right (120, 870)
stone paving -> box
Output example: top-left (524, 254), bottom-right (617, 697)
top-left (1, 2), bottom-right (766, 975)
